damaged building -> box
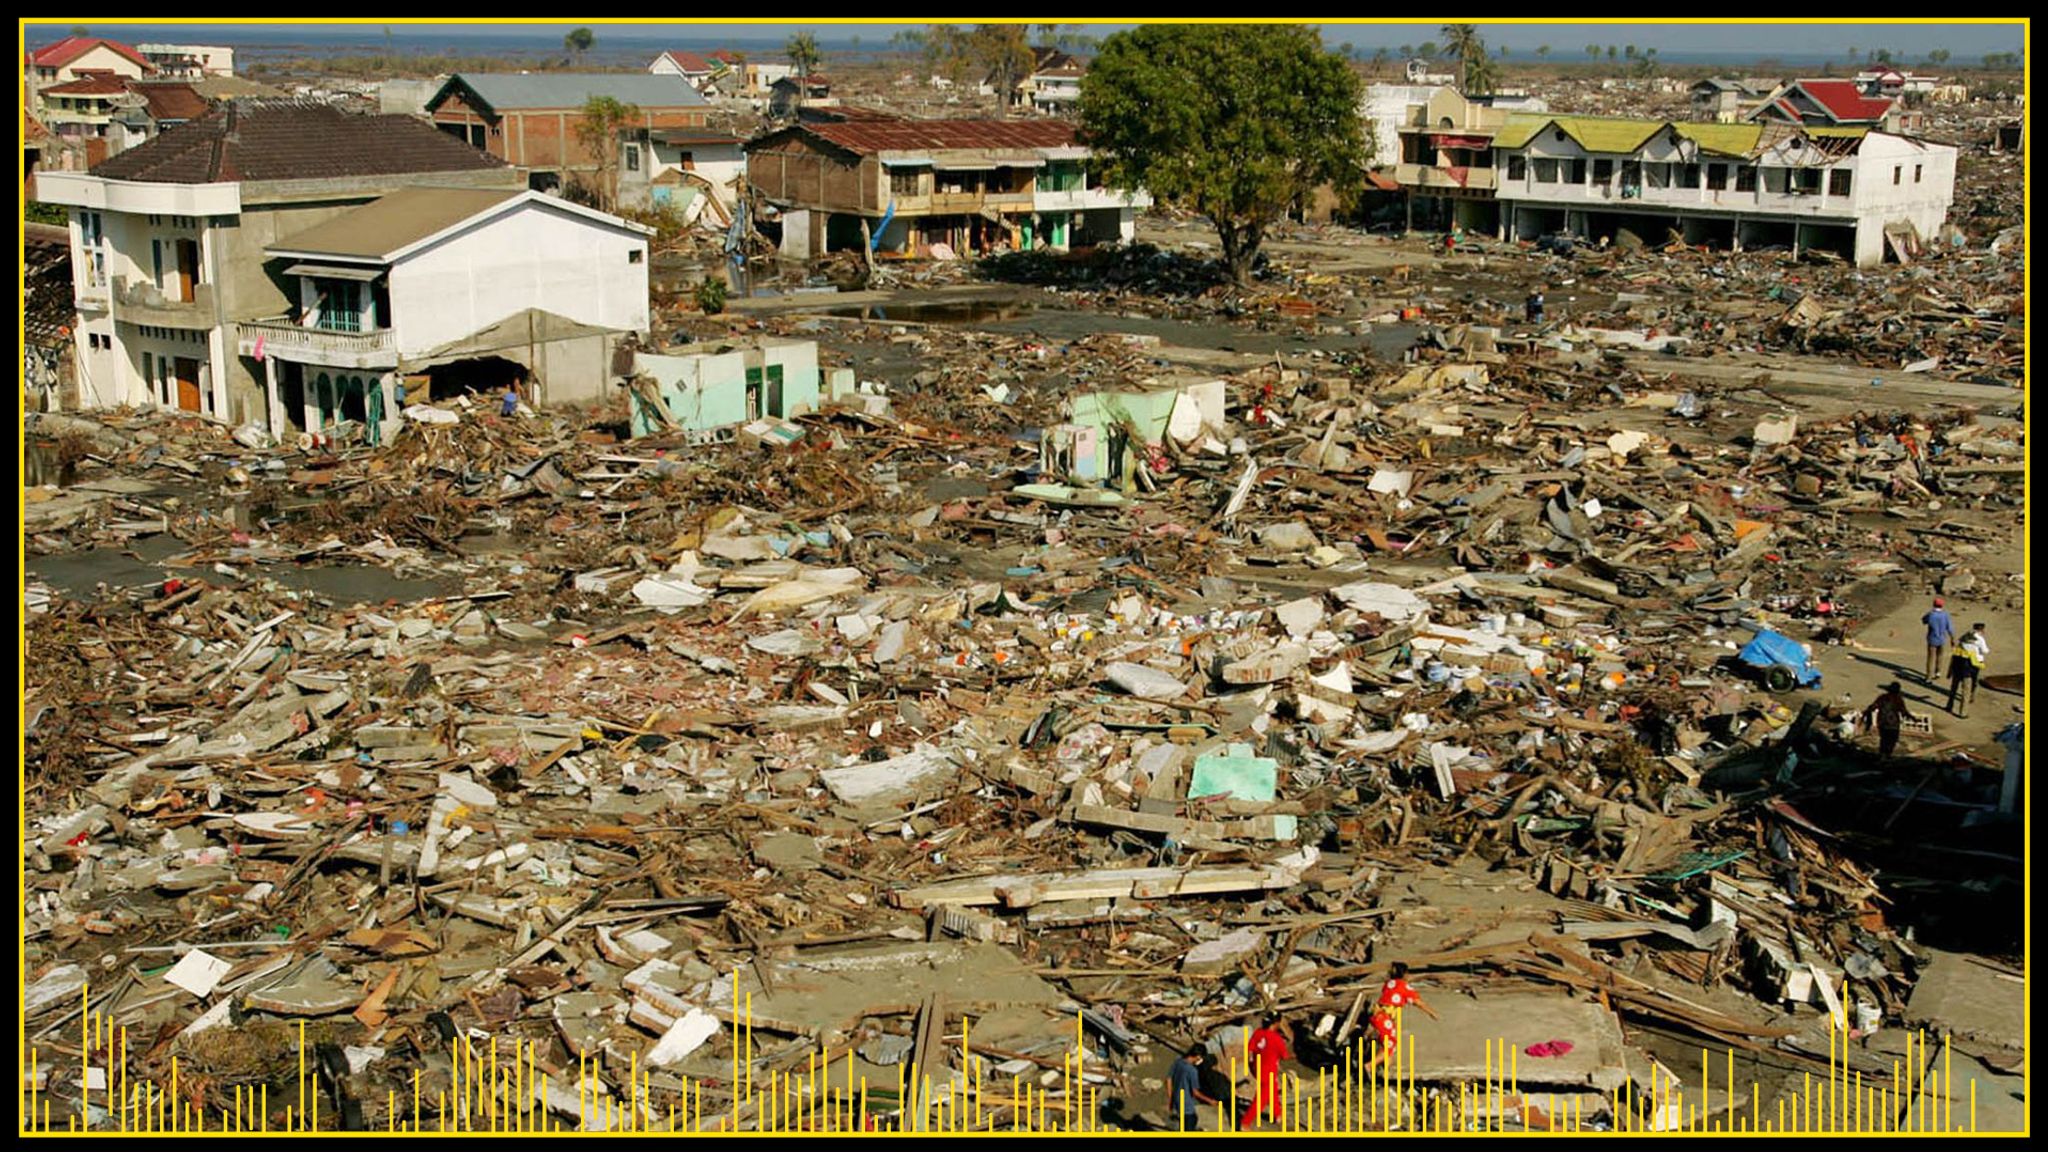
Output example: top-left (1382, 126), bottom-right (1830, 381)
top-left (746, 113), bottom-right (1150, 260)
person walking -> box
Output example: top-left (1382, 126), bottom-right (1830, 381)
top-left (1922, 597), bottom-right (1956, 683)
top-left (1947, 623), bottom-right (1988, 718)
top-left (1238, 1014), bottom-right (1291, 1129)
top-left (1861, 682), bottom-right (1921, 760)
top-left (1167, 1046), bottom-right (1219, 1130)
top-left (1524, 289), bottom-right (1546, 326)
top-left (1377, 961), bottom-right (1442, 1021)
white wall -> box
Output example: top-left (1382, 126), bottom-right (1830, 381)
top-left (1361, 84), bottom-right (1444, 167)
top-left (651, 142), bottom-right (745, 210)
top-left (1850, 133), bottom-right (1958, 227)
top-left (386, 200), bottom-right (650, 355)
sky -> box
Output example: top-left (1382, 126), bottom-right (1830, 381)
top-left (26, 20), bottom-right (2027, 57)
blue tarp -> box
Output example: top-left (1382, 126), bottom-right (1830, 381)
top-left (1737, 628), bottom-right (1822, 688)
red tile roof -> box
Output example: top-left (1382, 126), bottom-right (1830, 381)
top-left (1791, 80), bottom-right (1897, 123)
top-left (801, 117), bottom-right (1077, 155)
top-left (663, 50), bottom-right (713, 73)
top-left (130, 81), bottom-right (210, 123)
top-left (93, 99), bottom-right (507, 184)
top-left (43, 74), bottom-right (131, 96)
top-left (30, 36), bottom-right (151, 72)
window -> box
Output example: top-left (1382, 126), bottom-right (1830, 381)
top-left (1913, 164), bottom-right (1923, 183)
top-left (679, 150), bottom-right (696, 171)
top-left (628, 249), bottom-right (644, 264)
top-left (1567, 158), bottom-right (1587, 184)
top-left (1763, 168), bottom-right (1789, 194)
top-left (1736, 166), bottom-right (1758, 192)
top-left (624, 144), bottom-right (641, 173)
top-left (1893, 165), bottom-right (1902, 185)
top-left (889, 167), bottom-right (925, 197)
top-left (1506, 155), bottom-right (1526, 180)
top-left (142, 353), bottom-right (153, 389)
top-left (314, 280), bottom-right (362, 332)
top-left (1591, 158), bottom-right (1614, 184)
top-left (1705, 164), bottom-right (1727, 190)
top-left (1532, 158), bottom-right (1559, 183)
top-left (153, 239), bottom-right (164, 286)
top-left (1794, 169), bottom-right (1822, 195)
top-left (1829, 169), bottom-right (1852, 196)
top-left (1645, 162), bottom-right (1669, 189)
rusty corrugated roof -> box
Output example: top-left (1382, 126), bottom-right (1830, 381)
top-left (803, 118), bottom-right (1076, 155)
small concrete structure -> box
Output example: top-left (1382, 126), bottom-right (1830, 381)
top-left (626, 338), bottom-right (821, 439)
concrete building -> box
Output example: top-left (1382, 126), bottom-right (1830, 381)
top-left (35, 100), bottom-right (519, 422)
top-left (747, 115), bottom-right (1149, 259)
top-left (625, 339), bottom-right (820, 439)
top-left (27, 36), bottom-right (152, 92)
top-left (1750, 79), bottom-right (1909, 133)
top-left (648, 50), bottom-right (719, 91)
top-left (425, 73), bottom-right (710, 200)
top-left (646, 131), bottom-right (747, 225)
top-left (137, 43), bottom-right (235, 78)
top-left (1018, 48), bottom-right (1085, 114)
top-left (239, 186), bottom-right (652, 439)
top-left (37, 77), bottom-right (210, 165)
top-left (1490, 114), bottom-right (1956, 266)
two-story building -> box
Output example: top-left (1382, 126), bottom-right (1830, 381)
top-left (26, 35), bottom-right (152, 95)
top-left (237, 186), bottom-right (651, 439)
top-left (648, 50), bottom-right (719, 92)
top-left (747, 115), bottom-right (1149, 259)
top-left (137, 43), bottom-right (235, 78)
top-left (424, 73), bottom-right (710, 203)
top-left (37, 76), bottom-right (209, 165)
top-left (1018, 48), bottom-right (1084, 114)
top-left (35, 99), bottom-right (522, 421)
top-left (1490, 114), bottom-right (1956, 266)
top-left (1751, 79), bottom-right (1909, 133)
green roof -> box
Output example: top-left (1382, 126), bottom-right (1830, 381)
top-left (1672, 123), bottom-right (1763, 156)
top-left (1494, 114), bottom-right (1865, 159)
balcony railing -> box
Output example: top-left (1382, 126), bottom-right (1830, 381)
top-left (235, 317), bottom-right (397, 369)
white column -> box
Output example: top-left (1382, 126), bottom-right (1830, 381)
top-left (265, 355), bottom-right (284, 438)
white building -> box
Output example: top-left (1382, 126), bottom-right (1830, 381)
top-left (1491, 114), bottom-right (1956, 266)
top-left (1362, 83), bottom-right (1451, 169)
top-left (238, 187), bottom-right (651, 439)
top-left (137, 43), bottom-right (235, 78)
top-left (646, 131), bottom-right (747, 225)
top-left (33, 100), bottom-right (524, 422)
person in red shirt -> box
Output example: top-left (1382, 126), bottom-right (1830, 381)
top-left (1377, 962), bottom-right (1441, 1020)
top-left (1238, 1013), bottom-right (1291, 1129)
top-left (1364, 1003), bottom-right (1401, 1068)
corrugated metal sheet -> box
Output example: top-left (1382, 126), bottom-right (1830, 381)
top-left (804, 118), bottom-right (1076, 155)
top-left (1672, 123), bottom-right (1764, 157)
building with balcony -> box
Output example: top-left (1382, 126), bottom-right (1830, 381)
top-left (1017, 49), bottom-right (1085, 114)
top-left (237, 186), bottom-right (651, 440)
top-left (425, 73), bottom-right (710, 204)
top-left (1490, 114), bottom-right (1956, 266)
top-left (136, 43), bottom-right (235, 78)
top-left (26, 35), bottom-right (152, 94)
top-left (1390, 88), bottom-right (1526, 233)
top-left (35, 99), bottom-right (519, 420)
top-left (746, 114), bottom-right (1149, 259)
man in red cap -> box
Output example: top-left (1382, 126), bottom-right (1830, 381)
top-left (1922, 597), bottom-right (1956, 683)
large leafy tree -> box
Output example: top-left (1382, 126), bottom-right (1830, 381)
top-left (564, 27), bottom-right (594, 64)
top-left (1079, 24), bottom-right (1367, 285)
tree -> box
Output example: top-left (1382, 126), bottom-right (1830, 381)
top-left (573, 95), bottom-right (639, 214)
top-left (1371, 47), bottom-right (1389, 76)
top-left (1586, 44), bottom-right (1600, 61)
top-left (1926, 49), bottom-right (1951, 67)
top-left (1875, 48), bottom-right (1895, 64)
top-left (1847, 46), bottom-right (1860, 63)
top-left (1400, 44), bottom-right (1413, 60)
top-left (1440, 23), bottom-right (1493, 96)
top-left (1606, 45), bottom-right (1618, 62)
top-left (1417, 40), bottom-right (1439, 61)
top-left (973, 23), bottom-right (1036, 112)
top-left (787, 32), bottom-right (820, 78)
top-left (565, 27), bottom-right (594, 64)
top-left (1078, 25), bottom-right (1366, 285)
top-left (1537, 45), bottom-right (1551, 62)
top-left (1624, 44), bottom-right (1637, 60)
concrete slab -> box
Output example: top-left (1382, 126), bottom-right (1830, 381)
top-left (706, 941), bottom-right (1063, 1035)
top-left (1405, 991), bottom-right (1629, 1093)
top-left (1902, 948), bottom-right (2024, 1063)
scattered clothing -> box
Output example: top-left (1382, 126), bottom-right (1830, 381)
top-left (1524, 1040), bottom-right (1576, 1058)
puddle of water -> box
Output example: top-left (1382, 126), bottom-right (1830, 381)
top-left (24, 440), bottom-right (78, 488)
top-left (825, 301), bottom-right (1032, 326)
top-left (28, 535), bottom-right (453, 606)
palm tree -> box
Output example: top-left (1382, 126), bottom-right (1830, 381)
top-left (1847, 46), bottom-right (1860, 63)
top-left (787, 32), bottom-right (821, 78)
top-left (1371, 47), bottom-right (1389, 77)
top-left (1606, 45), bottom-right (1618, 62)
top-left (1536, 45), bottom-right (1551, 62)
top-left (1586, 44), bottom-right (1600, 61)
top-left (1440, 24), bottom-right (1490, 96)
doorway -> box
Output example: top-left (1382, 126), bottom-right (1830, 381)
top-left (173, 356), bottom-right (202, 412)
top-left (174, 239), bottom-right (200, 303)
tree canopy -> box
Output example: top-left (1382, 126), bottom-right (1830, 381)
top-left (564, 27), bottom-right (594, 61)
top-left (573, 96), bottom-right (639, 214)
top-left (1078, 24), bottom-right (1367, 284)
top-left (786, 32), bottom-right (821, 77)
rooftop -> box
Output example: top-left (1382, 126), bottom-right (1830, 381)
top-left (269, 186), bottom-right (525, 260)
top-left (782, 117), bottom-right (1078, 156)
top-left (92, 99), bottom-right (507, 184)
top-left (433, 72), bottom-right (709, 115)
top-left (30, 36), bottom-right (150, 71)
